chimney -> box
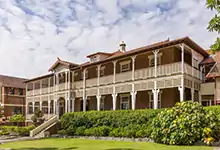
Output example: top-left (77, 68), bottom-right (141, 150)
top-left (119, 41), bottom-right (126, 52)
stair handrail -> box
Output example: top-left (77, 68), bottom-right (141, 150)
top-left (30, 115), bottom-right (58, 137)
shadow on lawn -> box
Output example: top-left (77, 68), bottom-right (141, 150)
top-left (11, 147), bottom-right (78, 150)
top-left (106, 148), bottom-right (138, 150)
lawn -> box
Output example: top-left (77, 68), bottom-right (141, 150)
top-left (0, 138), bottom-right (215, 150)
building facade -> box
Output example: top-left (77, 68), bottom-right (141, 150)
top-left (25, 37), bottom-right (213, 122)
top-left (0, 75), bottom-right (26, 121)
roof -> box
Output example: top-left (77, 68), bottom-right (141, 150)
top-left (206, 62), bottom-right (220, 78)
top-left (0, 75), bottom-right (27, 88)
top-left (71, 36), bottom-right (209, 70)
top-left (200, 57), bottom-right (215, 65)
top-left (87, 52), bottom-right (112, 58)
top-left (48, 57), bottom-right (79, 72)
top-left (24, 73), bottom-right (54, 83)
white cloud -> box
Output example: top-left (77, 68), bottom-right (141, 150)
top-left (0, 0), bottom-right (218, 78)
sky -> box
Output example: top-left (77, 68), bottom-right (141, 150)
top-left (0, 0), bottom-right (218, 79)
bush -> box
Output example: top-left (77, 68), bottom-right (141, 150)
top-left (60, 109), bottom-right (160, 137)
top-left (0, 126), bottom-right (35, 136)
top-left (151, 101), bottom-right (220, 145)
top-left (85, 126), bottom-right (111, 137)
top-left (9, 114), bottom-right (25, 123)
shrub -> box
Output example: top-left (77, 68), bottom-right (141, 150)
top-left (84, 126), bottom-right (111, 137)
top-left (9, 114), bottom-right (25, 123)
top-left (0, 126), bottom-right (35, 136)
top-left (31, 110), bottom-right (44, 126)
top-left (151, 101), bottom-right (220, 145)
top-left (60, 109), bottom-right (160, 137)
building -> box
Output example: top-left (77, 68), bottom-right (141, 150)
top-left (25, 36), bottom-right (217, 124)
top-left (0, 75), bottom-right (26, 121)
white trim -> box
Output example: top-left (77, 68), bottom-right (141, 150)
top-left (148, 91), bottom-right (162, 108)
top-left (1, 104), bottom-right (25, 107)
top-left (148, 53), bottom-right (163, 67)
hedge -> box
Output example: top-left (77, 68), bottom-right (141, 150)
top-left (0, 125), bottom-right (35, 136)
top-left (60, 109), bottom-right (161, 138)
top-left (60, 104), bottom-right (220, 139)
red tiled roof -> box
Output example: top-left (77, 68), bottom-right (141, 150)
top-left (206, 62), bottom-right (220, 78)
top-left (48, 57), bottom-right (79, 71)
top-left (71, 36), bottom-right (209, 70)
top-left (200, 57), bottom-right (215, 65)
top-left (87, 52), bottom-right (112, 58)
top-left (24, 73), bottom-right (54, 83)
top-left (0, 75), bottom-right (27, 88)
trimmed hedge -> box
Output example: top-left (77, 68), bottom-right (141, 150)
top-left (60, 109), bottom-right (161, 138)
top-left (60, 104), bottom-right (220, 140)
top-left (0, 125), bottom-right (35, 136)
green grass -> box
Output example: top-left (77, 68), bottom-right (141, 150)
top-left (0, 138), bottom-right (214, 150)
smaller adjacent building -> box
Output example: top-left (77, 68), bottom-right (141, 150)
top-left (0, 75), bottom-right (26, 121)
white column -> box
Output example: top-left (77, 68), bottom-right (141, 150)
top-left (152, 82), bottom-right (160, 109)
top-left (180, 44), bottom-right (185, 74)
top-left (199, 92), bottom-right (201, 104)
top-left (48, 101), bottom-right (51, 115)
top-left (191, 50), bottom-right (194, 77)
top-left (130, 91), bottom-right (137, 110)
top-left (131, 56), bottom-right (136, 81)
top-left (68, 71), bottom-right (71, 89)
top-left (83, 69), bottom-right (87, 112)
top-left (72, 98), bottom-right (75, 112)
top-left (112, 94), bottom-right (117, 110)
top-left (65, 99), bottom-right (68, 113)
top-left (153, 50), bottom-right (159, 77)
top-left (53, 100), bottom-right (56, 115)
top-left (178, 86), bottom-right (184, 102)
top-left (113, 61), bottom-right (117, 83)
top-left (40, 101), bottom-right (42, 111)
top-left (33, 82), bottom-right (35, 96)
top-left (97, 95), bottom-right (101, 111)
top-left (48, 78), bottom-right (51, 93)
top-left (65, 71), bottom-right (68, 89)
top-left (32, 101), bottom-right (35, 113)
top-left (191, 89), bottom-right (194, 102)
top-left (40, 80), bottom-right (42, 94)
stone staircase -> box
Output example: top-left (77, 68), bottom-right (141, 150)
top-left (30, 115), bottom-right (59, 138)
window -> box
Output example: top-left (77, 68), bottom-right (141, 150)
top-left (120, 95), bottom-right (130, 110)
top-left (19, 89), bottom-right (23, 95)
top-left (149, 91), bottom-right (162, 109)
top-left (193, 58), bottom-right (198, 69)
top-left (12, 107), bottom-right (22, 115)
top-left (28, 105), bottom-right (33, 114)
top-left (120, 61), bottom-right (131, 72)
top-left (148, 53), bottom-right (162, 67)
top-left (100, 97), bottom-right (105, 111)
top-left (9, 88), bottom-right (14, 95)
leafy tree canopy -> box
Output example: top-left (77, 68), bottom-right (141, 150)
top-left (206, 0), bottom-right (220, 54)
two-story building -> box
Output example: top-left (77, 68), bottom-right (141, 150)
top-left (0, 75), bottom-right (26, 121)
top-left (25, 36), bottom-right (212, 124)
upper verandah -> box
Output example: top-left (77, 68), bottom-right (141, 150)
top-left (24, 36), bottom-right (209, 83)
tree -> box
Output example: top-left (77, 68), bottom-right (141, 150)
top-left (31, 110), bottom-right (45, 126)
top-left (206, 0), bottom-right (220, 54)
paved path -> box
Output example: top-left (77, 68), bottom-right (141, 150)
top-left (0, 136), bottom-right (39, 144)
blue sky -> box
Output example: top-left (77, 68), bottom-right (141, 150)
top-left (0, 0), bottom-right (218, 78)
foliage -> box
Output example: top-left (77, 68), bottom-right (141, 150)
top-left (151, 101), bottom-right (220, 145)
top-left (206, 0), bottom-right (220, 53)
top-left (60, 109), bottom-right (160, 137)
top-left (31, 110), bottom-right (45, 126)
top-left (0, 125), bottom-right (35, 136)
top-left (9, 114), bottom-right (25, 126)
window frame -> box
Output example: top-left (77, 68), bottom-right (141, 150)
top-left (120, 94), bottom-right (130, 110)
top-left (148, 53), bottom-right (163, 67)
top-left (120, 60), bottom-right (131, 72)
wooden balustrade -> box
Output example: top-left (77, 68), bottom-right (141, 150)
top-left (99, 75), bottom-right (113, 85)
top-left (116, 71), bottom-right (132, 83)
top-left (86, 78), bottom-right (97, 87)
